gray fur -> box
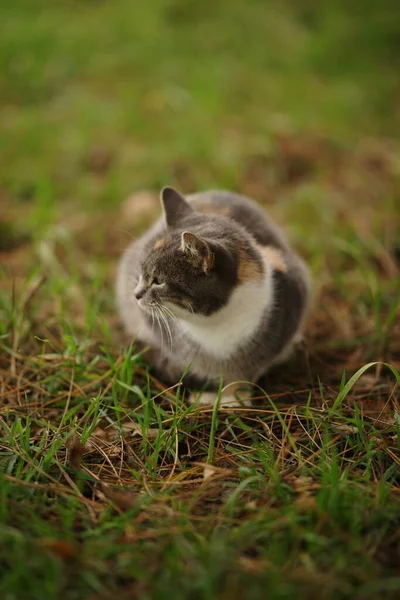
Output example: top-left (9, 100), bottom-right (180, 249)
top-left (161, 187), bottom-right (193, 227)
top-left (116, 188), bottom-right (311, 401)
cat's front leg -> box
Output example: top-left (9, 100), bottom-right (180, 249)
top-left (188, 382), bottom-right (252, 408)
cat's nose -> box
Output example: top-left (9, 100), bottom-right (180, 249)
top-left (134, 284), bottom-right (146, 300)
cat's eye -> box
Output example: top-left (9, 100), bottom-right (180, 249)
top-left (151, 276), bottom-right (161, 286)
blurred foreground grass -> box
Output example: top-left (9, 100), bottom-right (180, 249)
top-left (1, 1), bottom-right (400, 599)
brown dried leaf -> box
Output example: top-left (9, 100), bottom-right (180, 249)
top-left (100, 483), bottom-right (138, 512)
top-left (122, 421), bottom-right (159, 440)
top-left (65, 433), bottom-right (91, 470)
top-left (289, 475), bottom-right (318, 512)
top-left (238, 555), bottom-right (271, 574)
top-left (291, 476), bottom-right (314, 491)
top-left (40, 538), bottom-right (77, 561)
top-left (90, 424), bottom-right (120, 456)
top-left (91, 424), bottom-right (117, 444)
top-left (203, 464), bottom-right (218, 481)
top-left (333, 423), bottom-right (359, 435)
top-left (294, 495), bottom-right (318, 512)
top-left (66, 424), bottom-right (118, 468)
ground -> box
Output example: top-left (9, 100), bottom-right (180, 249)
top-left (1, 1), bottom-right (400, 599)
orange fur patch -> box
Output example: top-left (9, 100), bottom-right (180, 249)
top-left (153, 238), bottom-right (165, 250)
top-left (182, 297), bottom-right (193, 309)
top-left (237, 247), bottom-right (262, 282)
top-left (203, 251), bottom-right (215, 272)
top-left (258, 245), bottom-right (288, 273)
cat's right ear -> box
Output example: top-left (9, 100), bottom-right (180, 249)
top-left (160, 187), bottom-right (193, 228)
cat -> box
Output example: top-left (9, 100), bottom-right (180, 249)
top-left (116, 187), bottom-right (311, 407)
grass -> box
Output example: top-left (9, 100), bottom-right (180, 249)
top-left (1, 0), bottom-right (400, 598)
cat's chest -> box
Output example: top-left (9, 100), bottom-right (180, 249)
top-left (180, 320), bottom-right (251, 359)
top-left (176, 279), bottom-right (272, 361)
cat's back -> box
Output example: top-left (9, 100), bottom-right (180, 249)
top-left (186, 190), bottom-right (289, 250)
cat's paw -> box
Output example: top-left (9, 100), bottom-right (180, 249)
top-left (188, 391), bottom-right (216, 406)
top-left (188, 391), bottom-right (251, 408)
top-left (220, 394), bottom-right (251, 408)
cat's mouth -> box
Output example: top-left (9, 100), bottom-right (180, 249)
top-left (137, 297), bottom-right (192, 322)
top-left (137, 299), bottom-right (165, 315)
top-left (137, 298), bottom-right (152, 311)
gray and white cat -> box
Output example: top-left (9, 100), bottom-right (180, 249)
top-left (116, 187), bottom-right (310, 406)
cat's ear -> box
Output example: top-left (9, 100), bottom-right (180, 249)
top-left (160, 187), bottom-right (193, 228)
top-left (181, 231), bottom-right (214, 272)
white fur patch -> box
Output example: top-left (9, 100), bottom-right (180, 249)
top-left (188, 391), bottom-right (251, 407)
top-left (173, 260), bottom-right (274, 360)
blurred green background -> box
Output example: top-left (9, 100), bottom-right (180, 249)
top-left (1, 0), bottom-right (400, 213)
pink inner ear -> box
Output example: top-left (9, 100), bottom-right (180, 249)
top-left (181, 232), bottom-right (214, 272)
top-left (180, 231), bottom-right (202, 253)
top-left (203, 251), bottom-right (214, 272)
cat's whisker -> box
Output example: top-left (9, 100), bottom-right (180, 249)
top-left (150, 307), bottom-right (155, 332)
top-left (165, 308), bottom-right (178, 351)
top-left (159, 313), bottom-right (169, 353)
top-left (157, 304), bottom-right (174, 354)
top-left (162, 305), bottom-right (181, 331)
top-left (161, 305), bottom-right (176, 321)
top-left (156, 305), bottom-right (172, 355)
top-left (154, 307), bottom-right (164, 352)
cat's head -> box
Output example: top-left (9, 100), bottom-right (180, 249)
top-left (134, 187), bottom-right (264, 318)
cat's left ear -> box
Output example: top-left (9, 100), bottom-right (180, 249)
top-left (160, 187), bottom-right (193, 228)
top-left (181, 231), bottom-right (214, 273)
